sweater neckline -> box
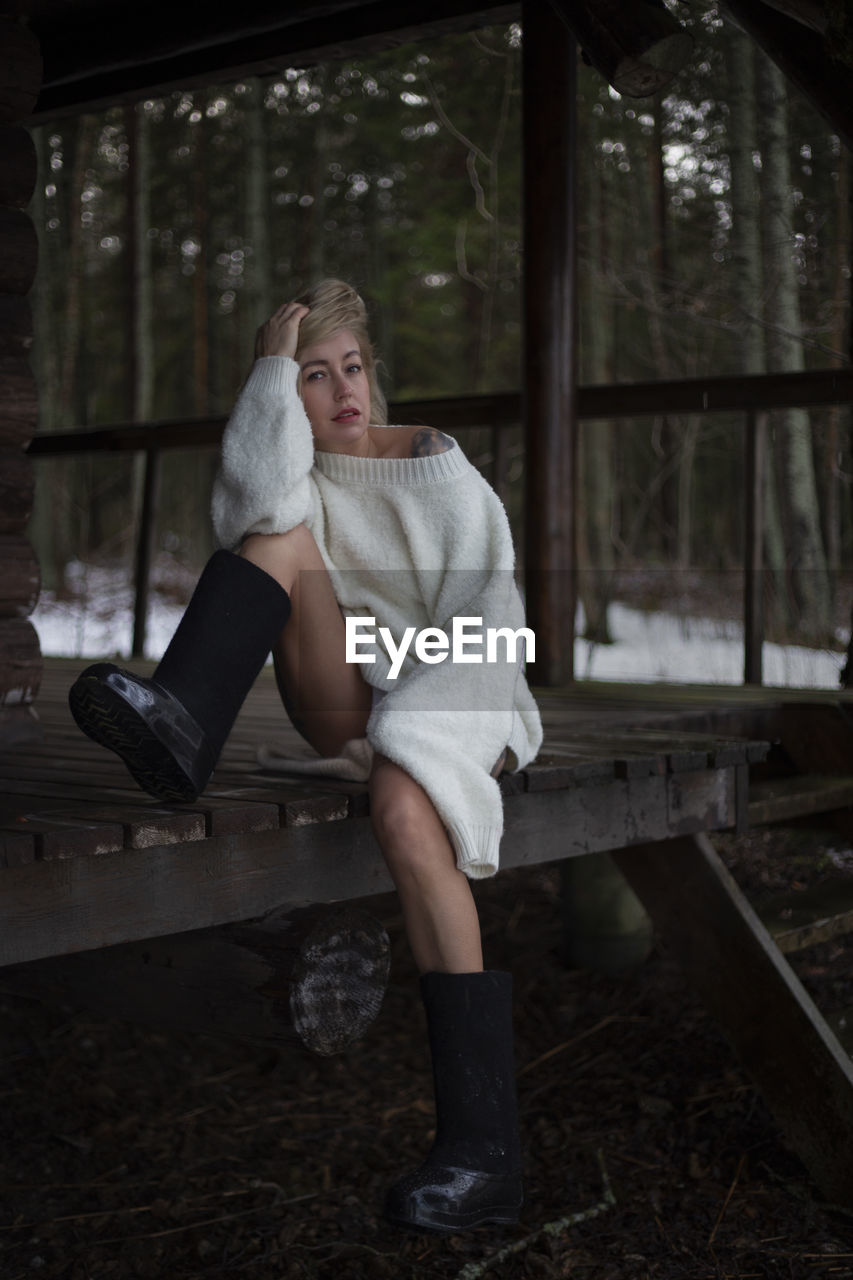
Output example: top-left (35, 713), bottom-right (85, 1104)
top-left (313, 435), bottom-right (470, 486)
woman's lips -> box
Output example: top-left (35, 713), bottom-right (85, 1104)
top-left (333, 407), bottom-right (360, 422)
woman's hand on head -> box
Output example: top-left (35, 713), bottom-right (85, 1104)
top-left (255, 302), bottom-right (310, 360)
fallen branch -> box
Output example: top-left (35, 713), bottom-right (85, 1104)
top-left (517, 1015), bottom-right (647, 1079)
top-left (708, 1152), bottom-right (746, 1246)
top-left (454, 1149), bottom-right (616, 1280)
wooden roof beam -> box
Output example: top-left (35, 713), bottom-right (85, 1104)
top-left (722, 0), bottom-right (853, 152)
top-left (29, 1), bottom-right (518, 120)
top-left (547, 0), bottom-right (694, 98)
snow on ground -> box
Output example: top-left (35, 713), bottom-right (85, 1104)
top-left (32, 561), bottom-right (848, 690)
top-left (576, 602), bottom-right (845, 688)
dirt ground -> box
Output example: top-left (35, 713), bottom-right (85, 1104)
top-left (3, 825), bottom-right (853, 1280)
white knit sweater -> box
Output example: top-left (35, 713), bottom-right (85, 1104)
top-left (211, 356), bottom-right (542, 878)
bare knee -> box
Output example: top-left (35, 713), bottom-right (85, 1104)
top-left (239, 524), bottom-right (319, 593)
top-left (370, 766), bottom-right (454, 884)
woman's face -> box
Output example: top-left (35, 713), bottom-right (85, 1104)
top-left (298, 328), bottom-right (372, 454)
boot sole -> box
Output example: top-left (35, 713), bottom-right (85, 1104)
top-left (385, 1205), bottom-right (521, 1235)
top-left (69, 672), bottom-right (200, 803)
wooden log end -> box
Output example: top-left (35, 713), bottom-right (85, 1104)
top-left (290, 906), bottom-right (391, 1056)
top-left (0, 125), bottom-right (38, 207)
top-left (0, 210), bottom-right (38, 295)
top-left (0, 617), bottom-right (42, 705)
top-left (0, 702), bottom-right (42, 750)
top-left (0, 294), bottom-right (32, 358)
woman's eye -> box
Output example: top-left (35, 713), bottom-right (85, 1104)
top-left (306, 370), bottom-right (324, 381)
top-left (347, 364), bottom-right (362, 375)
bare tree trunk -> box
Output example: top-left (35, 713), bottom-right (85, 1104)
top-left (676, 417), bottom-right (701, 569)
top-left (129, 104), bottom-right (154, 426)
top-left (821, 142), bottom-right (849, 586)
top-left (758, 57), bottom-right (832, 642)
top-left (727, 35), bottom-right (789, 634)
top-left (191, 103), bottom-right (209, 417)
top-left (58, 117), bottom-right (96, 566)
top-left (58, 116), bottom-right (94, 429)
top-left (247, 78), bottom-right (274, 334)
top-left (648, 101), bottom-right (680, 560)
top-left (127, 102), bottom-right (154, 574)
top-left (27, 125), bottom-right (60, 592)
top-left (578, 136), bottom-right (614, 644)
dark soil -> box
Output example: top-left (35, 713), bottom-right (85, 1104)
top-left (3, 826), bottom-right (853, 1280)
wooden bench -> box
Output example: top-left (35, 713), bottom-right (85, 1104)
top-left (3, 662), bottom-right (853, 1208)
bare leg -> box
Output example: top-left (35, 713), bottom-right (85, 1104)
top-left (240, 526), bottom-right (372, 756)
top-left (370, 753), bottom-right (484, 975)
top-left (242, 527), bottom-right (483, 973)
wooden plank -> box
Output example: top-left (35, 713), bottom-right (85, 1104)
top-left (760, 877), bottom-right (853, 955)
top-left (0, 826), bottom-right (35, 867)
top-left (0, 815), bottom-right (124, 860)
top-left (0, 776), bottom-right (281, 835)
top-left (41, 804), bottom-right (204, 849)
top-left (748, 775), bottom-right (853, 826)
top-left (617, 726), bottom-right (770, 767)
top-left (0, 759), bottom-right (352, 828)
top-left (205, 784), bottom-right (350, 826)
top-left (545, 737), bottom-right (667, 777)
top-left (0, 770), bottom-right (736, 966)
top-left (525, 751), bottom-right (616, 789)
top-left (613, 832), bottom-right (853, 1209)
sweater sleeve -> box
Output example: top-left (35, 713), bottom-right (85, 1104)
top-left (366, 473), bottom-right (540, 879)
top-left (210, 356), bottom-right (315, 551)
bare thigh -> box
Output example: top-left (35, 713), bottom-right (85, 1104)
top-left (240, 526), bottom-right (372, 756)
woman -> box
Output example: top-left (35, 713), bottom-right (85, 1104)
top-left (69, 279), bottom-right (542, 1234)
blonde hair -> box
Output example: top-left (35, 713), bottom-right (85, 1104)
top-left (293, 278), bottom-right (387, 425)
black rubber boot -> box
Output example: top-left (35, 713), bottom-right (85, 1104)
top-left (384, 970), bottom-right (523, 1234)
top-left (68, 550), bottom-right (291, 802)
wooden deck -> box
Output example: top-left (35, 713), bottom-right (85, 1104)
top-left (0, 658), bottom-right (789, 965)
top-left (4, 661), bottom-right (853, 1206)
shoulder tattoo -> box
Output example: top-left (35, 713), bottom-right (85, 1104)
top-left (410, 426), bottom-right (454, 457)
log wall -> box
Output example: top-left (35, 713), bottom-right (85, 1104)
top-left (0, 15), bottom-right (43, 746)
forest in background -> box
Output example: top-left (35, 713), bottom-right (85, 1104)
top-left (25, 6), bottom-right (853, 654)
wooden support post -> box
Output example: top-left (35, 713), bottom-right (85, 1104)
top-left (743, 409), bottom-right (767, 685)
top-left (522, 1), bottom-right (577, 686)
top-left (613, 833), bottom-right (853, 1208)
top-left (131, 446), bottom-right (160, 658)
